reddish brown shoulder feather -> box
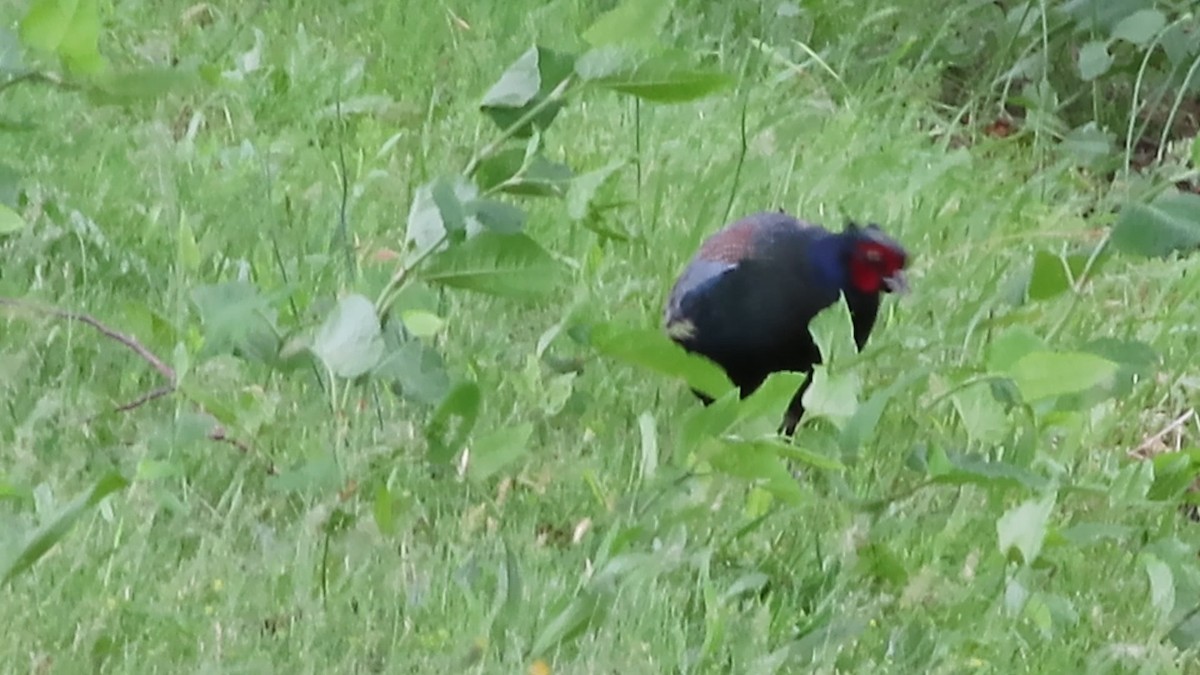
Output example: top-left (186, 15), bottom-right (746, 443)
top-left (696, 219), bottom-right (757, 264)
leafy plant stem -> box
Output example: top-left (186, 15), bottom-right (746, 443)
top-left (374, 232), bottom-right (447, 318)
top-left (373, 76), bottom-right (577, 318)
top-left (462, 75), bottom-right (575, 179)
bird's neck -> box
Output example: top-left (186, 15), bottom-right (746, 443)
top-left (806, 232), bottom-right (851, 292)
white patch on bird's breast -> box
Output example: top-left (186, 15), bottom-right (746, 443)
top-left (666, 318), bottom-right (697, 341)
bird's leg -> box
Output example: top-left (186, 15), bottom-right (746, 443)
top-left (780, 371), bottom-right (816, 482)
top-left (779, 369), bottom-right (814, 436)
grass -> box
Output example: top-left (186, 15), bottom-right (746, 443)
top-left (4, 0), bottom-right (1200, 672)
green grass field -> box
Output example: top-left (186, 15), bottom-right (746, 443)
top-left (5, 0), bottom-right (1200, 672)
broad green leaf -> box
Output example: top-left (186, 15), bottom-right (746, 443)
top-left (1162, 22), bottom-right (1195, 68)
top-left (431, 179), bottom-right (467, 234)
top-left (1028, 249), bottom-right (1071, 300)
top-left (1150, 538), bottom-right (1200, 649)
top-left (1007, 350), bottom-right (1118, 402)
top-left (922, 445), bottom-right (1049, 491)
top-left (1148, 451), bottom-right (1199, 502)
top-left (1111, 9), bottom-right (1166, 46)
top-left (567, 159), bottom-right (626, 221)
top-left (706, 438), bottom-right (808, 504)
top-left (951, 381), bottom-right (1009, 445)
top-left (807, 300), bottom-right (857, 367)
top-left (1082, 337), bottom-right (1159, 396)
top-left (768, 438), bottom-right (845, 471)
top-left (582, 0), bottom-right (673, 48)
top-left (190, 282), bottom-right (280, 364)
top-left (1061, 0), bottom-right (1158, 33)
top-left (801, 367), bottom-right (860, 430)
top-left (420, 231), bottom-right (563, 299)
top-left (996, 492), bottom-right (1056, 565)
top-left (465, 198), bottom-right (526, 234)
top-left (19, 0), bottom-right (107, 75)
top-left (1140, 553), bottom-right (1175, 621)
top-left (585, 53), bottom-right (734, 103)
top-left (310, 294), bottom-right (384, 379)
top-left (566, 159), bottom-right (633, 241)
top-left (522, 353), bottom-right (576, 415)
top-left (678, 391), bottom-right (740, 448)
top-left (266, 452), bottom-right (341, 494)
top-left (0, 203), bottom-right (23, 234)
top-left (734, 371), bottom-right (806, 431)
top-left (467, 422), bottom-right (533, 482)
top-left (425, 381), bottom-right (481, 464)
top-left (399, 309), bottom-right (445, 338)
top-left (1077, 41), bottom-right (1112, 81)
top-left (1061, 122), bottom-right (1114, 168)
top-left (481, 47), bottom-right (540, 107)
top-left (375, 320), bottom-right (450, 405)
top-left (2, 471), bottom-right (128, 585)
top-left (986, 326), bottom-right (1046, 372)
top-left (575, 45), bottom-right (637, 81)
top-left (1111, 190), bottom-right (1200, 257)
top-left (1109, 459), bottom-right (1154, 506)
top-left (276, 330), bottom-right (316, 373)
top-left (544, 371), bottom-right (577, 414)
top-left (405, 176), bottom-right (480, 264)
top-left (480, 45), bottom-right (575, 137)
top-left (476, 149), bottom-right (573, 198)
top-left (588, 323), bottom-right (734, 400)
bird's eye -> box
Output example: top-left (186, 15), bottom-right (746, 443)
top-left (864, 248), bottom-right (882, 263)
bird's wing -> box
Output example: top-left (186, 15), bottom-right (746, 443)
top-left (664, 258), bottom-right (738, 336)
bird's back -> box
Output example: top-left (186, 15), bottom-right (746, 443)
top-left (665, 212), bottom-right (844, 380)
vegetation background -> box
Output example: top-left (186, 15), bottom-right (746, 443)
top-left (5, 0), bottom-right (1200, 671)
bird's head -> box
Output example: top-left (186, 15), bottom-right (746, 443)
top-left (844, 222), bottom-right (909, 295)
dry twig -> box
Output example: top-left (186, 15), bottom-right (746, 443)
top-left (0, 297), bottom-right (251, 453)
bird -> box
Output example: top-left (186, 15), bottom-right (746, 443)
top-left (663, 210), bottom-right (909, 435)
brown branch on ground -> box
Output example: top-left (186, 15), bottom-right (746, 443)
top-left (0, 298), bottom-right (175, 380)
top-left (0, 296), bottom-right (253, 454)
top-left (1127, 408), bottom-right (1200, 523)
top-left (112, 384), bottom-right (176, 413)
top-left (1128, 409), bottom-right (1194, 460)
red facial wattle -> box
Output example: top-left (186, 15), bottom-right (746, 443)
top-left (849, 242), bottom-right (907, 294)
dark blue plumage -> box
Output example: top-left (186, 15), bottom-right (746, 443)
top-left (664, 211), bottom-right (909, 435)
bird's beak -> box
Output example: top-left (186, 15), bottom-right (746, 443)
top-left (883, 270), bottom-right (909, 295)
